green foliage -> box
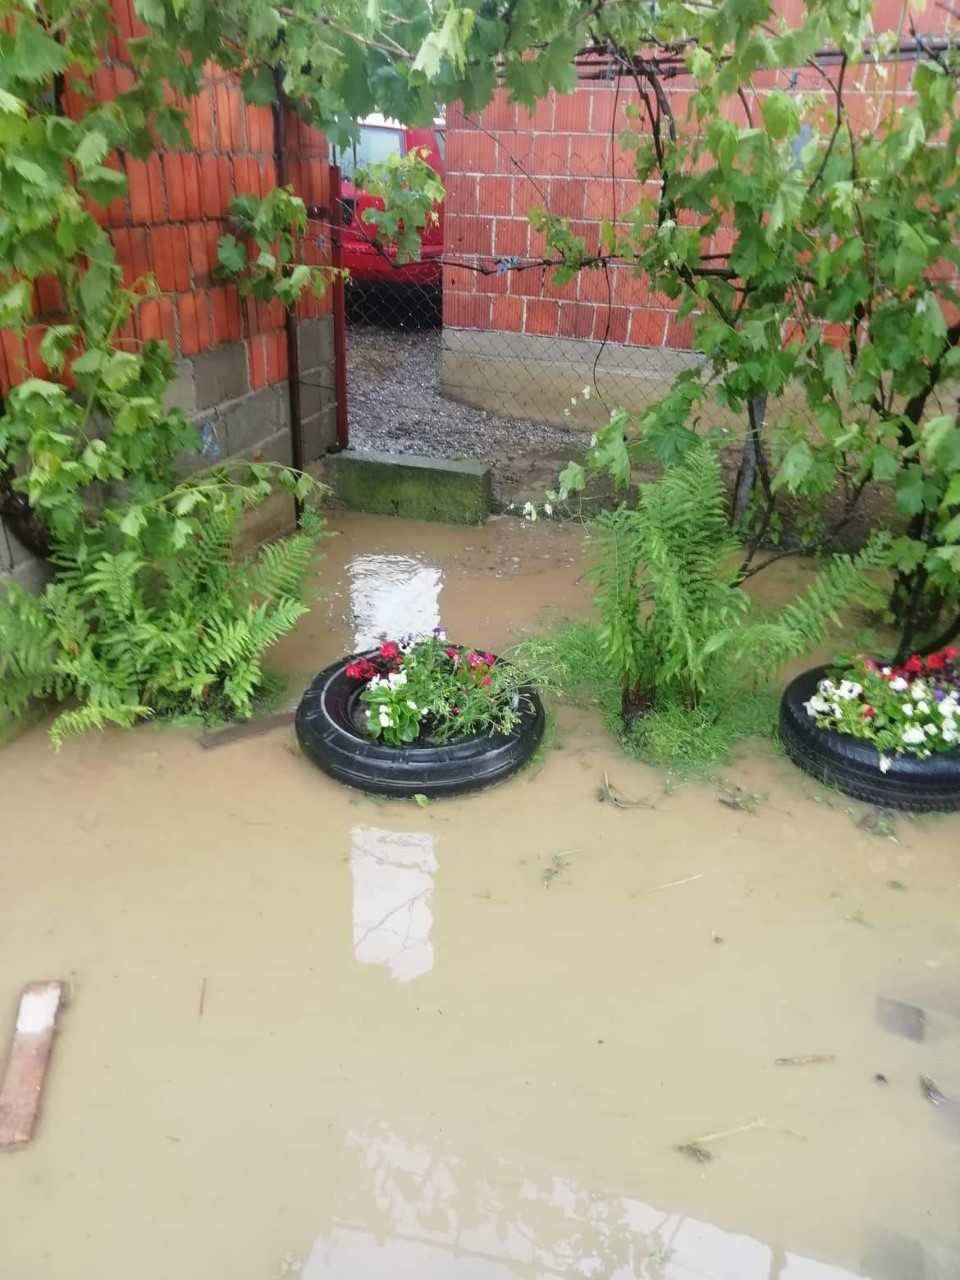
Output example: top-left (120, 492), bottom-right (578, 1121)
top-left (215, 188), bottom-right (342, 303)
top-left (352, 148), bottom-right (445, 265)
top-left (0, 491), bottom-right (325, 747)
top-left (588, 442), bottom-right (891, 708)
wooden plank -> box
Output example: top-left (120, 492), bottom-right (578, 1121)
top-left (0, 981), bottom-right (66, 1149)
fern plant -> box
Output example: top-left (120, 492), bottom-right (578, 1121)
top-left (589, 442), bottom-right (891, 712)
top-left (0, 475), bottom-right (325, 748)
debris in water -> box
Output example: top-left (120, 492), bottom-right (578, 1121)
top-left (856, 808), bottom-right (898, 841)
top-left (874, 1073), bottom-right (889, 1085)
top-left (676, 1142), bottom-right (713, 1164)
top-left (198, 977), bottom-right (207, 1020)
top-left (542, 852), bottom-right (573, 887)
top-left (676, 1117), bottom-right (766, 1162)
top-left (843, 909), bottom-right (874, 929)
top-left (712, 933), bottom-right (724, 944)
top-left (886, 879), bottom-right (908, 891)
top-left (634, 873), bottom-right (704, 898)
top-left (597, 773), bottom-right (652, 810)
top-left (0, 980), bottom-right (66, 1148)
top-left (920, 1075), bottom-right (949, 1107)
top-left (877, 996), bottom-right (926, 1042)
top-left (717, 784), bottom-right (761, 813)
top-left (775, 1054), bottom-right (836, 1066)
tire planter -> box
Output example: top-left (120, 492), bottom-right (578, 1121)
top-left (296, 649), bottom-right (546, 798)
top-left (779, 665), bottom-right (960, 812)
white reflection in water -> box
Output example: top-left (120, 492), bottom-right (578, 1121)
top-left (350, 827), bottom-right (437, 983)
top-left (301, 1125), bottom-right (872, 1280)
top-left (348, 553), bottom-right (442, 650)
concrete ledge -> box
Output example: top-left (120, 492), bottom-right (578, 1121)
top-left (326, 450), bottom-right (492, 525)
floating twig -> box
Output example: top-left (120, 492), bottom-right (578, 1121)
top-left (598, 772), bottom-right (653, 810)
top-left (198, 977), bottom-right (207, 1020)
top-left (775, 1054), bottom-right (836, 1066)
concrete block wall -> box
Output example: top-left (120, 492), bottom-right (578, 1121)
top-left (0, 0), bottom-right (338, 592)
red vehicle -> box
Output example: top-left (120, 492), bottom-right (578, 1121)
top-left (335, 115), bottom-right (445, 287)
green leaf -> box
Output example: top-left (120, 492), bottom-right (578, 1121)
top-left (558, 461), bottom-right (586, 497)
top-left (216, 234), bottom-right (247, 276)
top-left (895, 465), bottom-right (926, 516)
top-left (39, 325), bottom-right (77, 374)
top-left (119, 507), bottom-right (146, 538)
top-left (412, 793), bottom-right (431, 808)
top-left (760, 91), bottom-right (798, 140)
top-left (893, 223), bottom-right (929, 289)
top-left (75, 130), bottom-right (109, 173)
top-left (13, 19), bottom-right (69, 83)
top-left (0, 89), bottom-right (27, 117)
top-left (79, 165), bottom-right (127, 204)
top-left (240, 66), bottom-right (276, 106)
top-left (773, 441), bottom-right (814, 493)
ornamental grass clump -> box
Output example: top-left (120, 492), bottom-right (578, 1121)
top-left (804, 647), bottom-right (960, 765)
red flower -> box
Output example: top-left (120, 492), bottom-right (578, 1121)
top-left (445, 647), bottom-right (460, 662)
top-left (862, 705), bottom-right (876, 719)
top-left (482, 675), bottom-right (492, 687)
top-left (925, 652), bottom-right (946, 672)
top-left (904, 655), bottom-right (924, 675)
top-left (467, 651), bottom-right (484, 669)
top-left (379, 641), bottom-right (400, 661)
top-left (943, 646), bottom-right (958, 662)
top-left (482, 652), bottom-right (496, 666)
top-left (346, 658), bottom-right (377, 681)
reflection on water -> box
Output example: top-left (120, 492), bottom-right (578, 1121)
top-left (350, 827), bottom-right (438, 982)
top-left (301, 1124), bottom-right (871, 1280)
top-left (348, 553), bottom-right (442, 650)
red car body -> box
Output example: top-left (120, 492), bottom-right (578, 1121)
top-left (335, 116), bottom-right (445, 287)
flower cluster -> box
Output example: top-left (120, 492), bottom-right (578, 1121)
top-left (804, 647), bottom-right (960, 768)
top-left (345, 633), bottom-right (521, 747)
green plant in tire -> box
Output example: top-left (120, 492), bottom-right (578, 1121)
top-left (348, 635), bottom-right (523, 747)
top-left (588, 442), bottom-right (891, 717)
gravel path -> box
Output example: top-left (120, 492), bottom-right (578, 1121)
top-left (345, 323), bottom-right (588, 507)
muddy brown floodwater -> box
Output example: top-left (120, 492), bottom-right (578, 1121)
top-left (2, 513), bottom-right (960, 1280)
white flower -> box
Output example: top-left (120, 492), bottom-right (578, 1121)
top-left (915, 700), bottom-right (931, 715)
top-left (902, 725), bottom-right (926, 745)
top-left (570, 395), bottom-right (579, 405)
top-left (379, 708), bottom-right (393, 727)
top-left (924, 722), bottom-right (939, 737)
top-left (407, 699), bottom-right (418, 711)
top-left (943, 722), bottom-right (958, 743)
top-left (818, 679), bottom-right (837, 695)
top-left (889, 676), bottom-right (908, 692)
top-left (590, 433), bottom-right (598, 447)
top-left (522, 501), bottom-right (538, 522)
top-left (544, 502), bottom-right (553, 516)
top-left (903, 704), bottom-right (913, 716)
top-left (582, 384), bottom-right (592, 399)
top-left (837, 680), bottom-right (862, 700)
top-left (939, 697), bottom-right (959, 717)
top-left (387, 670), bottom-right (408, 689)
top-left (803, 695), bottom-right (832, 717)
top-left (368, 674), bottom-right (383, 689)
top-left (879, 755), bottom-right (892, 774)
top-left (882, 667), bottom-right (892, 676)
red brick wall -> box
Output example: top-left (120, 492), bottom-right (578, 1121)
top-left (0, 0), bottom-right (332, 395)
top-left (443, 0), bottom-right (954, 351)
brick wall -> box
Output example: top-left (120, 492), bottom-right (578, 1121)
top-left (440, 3), bottom-right (953, 425)
top-left (0, 0), bottom-right (338, 592)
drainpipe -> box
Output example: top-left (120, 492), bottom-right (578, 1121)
top-left (272, 68), bottom-right (306, 520)
top-left (329, 163), bottom-right (349, 450)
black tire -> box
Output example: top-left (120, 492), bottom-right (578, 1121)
top-left (296, 649), bottom-right (545, 798)
top-left (779, 665), bottom-right (960, 812)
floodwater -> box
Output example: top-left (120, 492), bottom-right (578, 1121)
top-left (2, 513), bottom-right (960, 1280)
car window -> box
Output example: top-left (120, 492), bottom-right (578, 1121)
top-left (338, 126), bottom-right (404, 182)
